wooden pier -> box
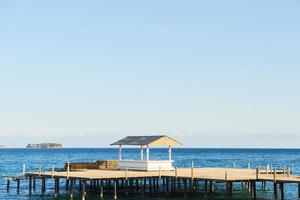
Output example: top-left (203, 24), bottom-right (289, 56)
top-left (5, 137), bottom-right (300, 199)
top-left (6, 165), bottom-right (300, 199)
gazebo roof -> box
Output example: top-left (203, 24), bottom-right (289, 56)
top-left (111, 135), bottom-right (182, 147)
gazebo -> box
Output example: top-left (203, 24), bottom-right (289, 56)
top-left (111, 135), bottom-right (182, 171)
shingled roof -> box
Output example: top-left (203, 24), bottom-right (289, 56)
top-left (111, 135), bottom-right (182, 147)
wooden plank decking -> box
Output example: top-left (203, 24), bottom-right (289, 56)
top-left (26, 167), bottom-right (300, 183)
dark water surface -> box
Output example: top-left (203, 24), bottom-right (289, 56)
top-left (1, 148), bottom-right (300, 199)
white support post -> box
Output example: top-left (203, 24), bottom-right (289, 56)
top-left (191, 161), bottom-right (194, 180)
top-left (67, 162), bottom-right (70, 179)
top-left (168, 146), bottom-right (172, 160)
top-left (38, 164), bottom-right (42, 176)
top-left (22, 163), bottom-right (26, 176)
top-left (146, 145), bottom-right (149, 161)
top-left (52, 165), bottom-right (55, 178)
top-left (140, 145), bottom-right (144, 160)
top-left (119, 145), bottom-right (122, 160)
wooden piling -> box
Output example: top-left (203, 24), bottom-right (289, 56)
top-left (152, 178), bottom-right (155, 193)
top-left (79, 180), bottom-right (82, 191)
top-left (114, 179), bottom-right (117, 199)
top-left (149, 178), bottom-right (152, 193)
top-left (33, 177), bottom-right (36, 191)
top-left (173, 177), bottom-right (177, 193)
top-left (82, 181), bottom-right (86, 200)
top-left (66, 179), bottom-right (69, 191)
top-left (141, 178), bottom-right (144, 195)
top-left (170, 178), bottom-right (173, 193)
top-left (125, 179), bottom-right (128, 196)
top-left (130, 179), bottom-right (133, 193)
top-left (109, 179), bottom-right (113, 193)
top-left (280, 182), bottom-right (284, 200)
top-left (209, 181), bottom-right (213, 193)
top-left (16, 179), bottom-right (20, 193)
top-left (143, 178), bottom-right (147, 192)
top-left (6, 178), bottom-right (10, 192)
top-left (41, 177), bottom-right (46, 193)
top-left (177, 178), bottom-right (181, 192)
top-left (70, 180), bottom-right (73, 198)
top-left (247, 181), bottom-right (251, 192)
top-left (274, 182), bottom-right (278, 199)
top-left (298, 183), bottom-right (300, 198)
top-left (120, 179), bottom-right (124, 191)
top-left (262, 181), bottom-right (267, 191)
top-left (55, 178), bottom-right (60, 195)
top-left (184, 179), bottom-right (187, 197)
top-left (227, 181), bottom-right (233, 199)
top-left (240, 181), bottom-right (243, 190)
top-left (97, 179), bottom-right (100, 189)
top-left (135, 178), bottom-right (139, 193)
top-left (100, 180), bottom-right (104, 199)
top-left (252, 181), bottom-right (256, 200)
top-left (57, 178), bottom-right (60, 194)
top-left (29, 176), bottom-right (32, 194)
top-left (90, 180), bottom-right (93, 189)
top-left (166, 177), bottom-right (169, 194)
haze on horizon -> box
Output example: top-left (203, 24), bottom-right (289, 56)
top-left (0, 1), bottom-right (300, 148)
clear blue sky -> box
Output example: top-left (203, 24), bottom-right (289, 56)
top-left (0, 1), bottom-right (300, 147)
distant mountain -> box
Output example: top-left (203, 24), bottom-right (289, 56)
top-left (26, 143), bottom-right (63, 148)
top-left (0, 145), bottom-right (5, 148)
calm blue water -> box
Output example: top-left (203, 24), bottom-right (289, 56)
top-left (1, 148), bottom-right (300, 199)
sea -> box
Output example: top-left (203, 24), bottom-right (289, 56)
top-left (1, 148), bottom-right (300, 199)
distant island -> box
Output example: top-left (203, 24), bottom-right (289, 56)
top-left (0, 145), bottom-right (4, 148)
top-left (26, 143), bottom-right (63, 148)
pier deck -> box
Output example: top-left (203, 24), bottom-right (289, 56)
top-left (26, 167), bottom-right (300, 183)
top-left (28, 168), bottom-right (258, 181)
top-left (7, 166), bottom-right (300, 199)
top-left (7, 163), bottom-right (300, 199)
